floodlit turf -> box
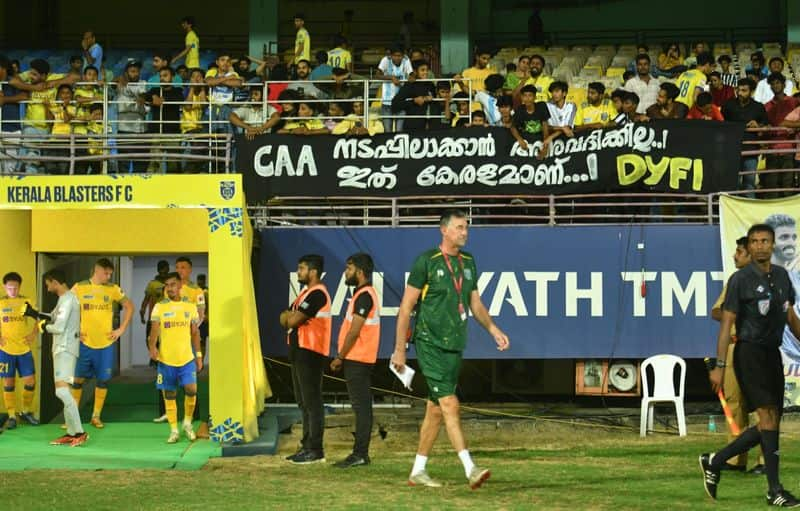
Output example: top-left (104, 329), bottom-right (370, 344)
top-left (3, 412), bottom-right (800, 510)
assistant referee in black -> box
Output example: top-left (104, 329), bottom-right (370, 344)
top-left (701, 223), bottom-right (800, 507)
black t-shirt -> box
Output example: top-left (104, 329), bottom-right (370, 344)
top-left (512, 102), bottom-right (549, 138)
top-left (289, 289), bottom-right (327, 347)
top-left (721, 99), bottom-right (769, 142)
top-left (352, 286), bottom-right (375, 319)
top-left (723, 262), bottom-right (795, 347)
top-left (144, 87), bottom-right (185, 134)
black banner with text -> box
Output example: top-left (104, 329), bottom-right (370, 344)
top-left (238, 121), bottom-right (744, 200)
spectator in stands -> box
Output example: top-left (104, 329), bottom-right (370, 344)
top-left (763, 72), bottom-right (800, 197)
top-left (510, 84), bottom-right (550, 158)
top-left (176, 65), bottom-right (190, 85)
top-left (0, 56), bottom-right (26, 173)
top-left (746, 51), bottom-right (768, 79)
top-left (10, 60), bottom-right (20, 76)
top-left (392, 60), bottom-right (435, 131)
top-left (287, 59), bottom-right (325, 99)
top-left (11, 59), bottom-right (78, 173)
top-left (610, 88), bottom-right (625, 115)
top-left (717, 55), bottom-right (738, 88)
top-left (626, 45), bottom-right (649, 72)
top-left (229, 87), bottom-right (279, 139)
top-left (575, 82), bottom-right (616, 131)
top-left (144, 68), bottom-right (184, 134)
top-left (676, 52), bottom-right (713, 109)
top-left (180, 68), bottom-right (208, 171)
top-left (410, 48), bottom-right (435, 79)
top-left (45, 84), bottom-right (75, 173)
top-left (171, 16), bottom-right (200, 69)
top-left (294, 14), bottom-right (311, 65)
top-left (708, 71), bottom-right (735, 107)
top-left (683, 41), bottom-right (708, 68)
top-left (73, 66), bottom-right (102, 136)
top-left (470, 110), bottom-right (487, 127)
top-left (310, 51), bottom-right (333, 81)
top-left (317, 68), bottom-right (361, 101)
top-left (458, 49), bottom-right (495, 93)
top-left (376, 46), bottom-right (412, 132)
top-left (614, 92), bottom-right (639, 126)
top-left (427, 81), bottom-right (453, 130)
top-left (81, 30), bottom-right (103, 70)
top-left (205, 52), bottom-right (243, 134)
top-left (69, 55), bottom-right (83, 76)
top-left (149, 53), bottom-right (183, 87)
top-left (332, 97), bottom-right (384, 136)
top-left (267, 64), bottom-right (290, 109)
top-left (622, 70), bottom-right (635, 84)
top-left (277, 99), bottom-right (329, 135)
top-left (497, 95), bottom-right (514, 129)
top-left (624, 54), bottom-right (660, 113)
top-left (754, 57), bottom-right (794, 104)
top-left (74, 103), bottom-right (105, 174)
top-left (451, 92), bottom-right (470, 127)
top-left (545, 81), bottom-right (576, 137)
top-left (473, 74), bottom-right (506, 126)
top-left (686, 92), bottom-right (724, 120)
top-left (521, 54), bottom-right (552, 103)
top-left (235, 57), bottom-right (258, 81)
top-left (116, 61), bottom-right (148, 172)
top-left (645, 82), bottom-right (687, 120)
top-left (721, 78), bottom-right (768, 197)
top-left (504, 55), bottom-right (529, 92)
top-left (328, 35), bottom-right (353, 73)
top-left (322, 101), bottom-right (347, 131)
top-left (657, 43), bottom-right (685, 77)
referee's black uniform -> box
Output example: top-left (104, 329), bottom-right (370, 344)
top-left (701, 256), bottom-right (800, 507)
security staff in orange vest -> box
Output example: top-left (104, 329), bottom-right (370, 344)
top-left (280, 254), bottom-right (331, 464)
top-left (330, 253), bottom-right (380, 468)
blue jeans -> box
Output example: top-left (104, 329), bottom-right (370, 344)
top-left (740, 156), bottom-right (758, 199)
top-left (19, 126), bottom-right (49, 173)
top-left (381, 104), bottom-right (403, 133)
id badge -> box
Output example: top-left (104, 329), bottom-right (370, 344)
top-left (459, 302), bottom-right (466, 321)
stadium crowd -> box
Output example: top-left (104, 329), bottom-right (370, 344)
top-left (0, 14), bottom-right (799, 195)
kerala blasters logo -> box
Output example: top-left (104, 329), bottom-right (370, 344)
top-left (220, 180), bottom-right (236, 200)
top-left (103, 295), bottom-right (110, 303)
top-left (184, 312), bottom-right (190, 319)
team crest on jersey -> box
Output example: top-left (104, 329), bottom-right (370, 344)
top-left (464, 269), bottom-right (472, 280)
top-left (184, 312), bottom-right (190, 319)
top-left (437, 269), bottom-right (445, 278)
top-left (104, 295), bottom-right (110, 303)
top-left (220, 180), bottom-right (236, 200)
top-left (758, 298), bottom-right (771, 316)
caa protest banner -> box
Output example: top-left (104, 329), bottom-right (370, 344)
top-left (719, 194), bottom-right (800, 408)
top-left (239, 122), bottom-right (743, 200)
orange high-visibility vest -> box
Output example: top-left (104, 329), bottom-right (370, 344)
top-left (337, 285), bottom-right (380, 364)
top-left (289, 283), bottom-right (332, 356)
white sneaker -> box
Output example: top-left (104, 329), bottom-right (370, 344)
top-left (183, 421), bottom-right (196, 442)
top-left (408, 470), bottom-right (443, 488)
top-left (153, 414), bottom-right (168, 423)
top-left (167, 430), bottom-right (180, 444)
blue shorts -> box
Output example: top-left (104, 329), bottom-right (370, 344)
top-left (157, 361), bottom-right (197, 391)
top-left (0, 350), bottom-right (35, 378)
top-left (75, 343), bottom-right (116, 381)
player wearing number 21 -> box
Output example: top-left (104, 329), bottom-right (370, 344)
top-left (148, 273), bottom-right (202, 444)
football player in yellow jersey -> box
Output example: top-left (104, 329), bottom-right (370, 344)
top-left (0, 272), bottom-right (39, 429)
top-left (328, 35), bottom-right (353, 73)
top-left (71, 258), bottom-right (135, 429)
top-left (676, 52), bottom-right (714, 109)
top-left (154, 256), bottom-right (205, 423)
top-left (149, 273), bottom-right (202, 443)
top-left (575, 82), bottom-right (618, 131)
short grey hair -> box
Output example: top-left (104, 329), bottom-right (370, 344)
top-left (440, 209), bottom-right (467, 227)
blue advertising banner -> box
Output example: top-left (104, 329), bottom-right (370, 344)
top-left (257, 225), bottom-right (724, 359)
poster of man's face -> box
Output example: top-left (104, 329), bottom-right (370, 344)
top-left (766, 214), bottom-right (798, 268)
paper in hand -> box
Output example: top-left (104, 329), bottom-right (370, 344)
top-left (389, 359), bottom-right (415, 390)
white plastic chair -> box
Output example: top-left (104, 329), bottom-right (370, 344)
top-left (640, 354), bottom-right (687, 437)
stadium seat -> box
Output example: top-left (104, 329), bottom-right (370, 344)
top-left (640, 354), bottom-right (687, 437)
top-left (605, 67), bottom-right (626, 80)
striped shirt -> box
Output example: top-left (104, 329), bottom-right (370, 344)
top-left (546, 101), bottom-right (577, 128)
top-left (720, 72), bottom-right (739, 88)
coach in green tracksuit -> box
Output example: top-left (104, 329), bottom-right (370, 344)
top-left (392, 208), bottom-right (510, 490)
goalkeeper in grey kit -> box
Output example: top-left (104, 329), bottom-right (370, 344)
top-left (24, 269), bottom-right (87, 446)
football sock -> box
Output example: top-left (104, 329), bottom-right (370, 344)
top-left (92, 387), bottom-right (108, 418)
top-left (3, 387), bottom-right (16, 417)
top-left (458, 449), bottom-right (476, 477)
top-left (411, 454), bottom-right (427, 476)
top-left (710, 425), bottom-right (761, 468)
top-left (184, 395), bottom-right (197, 425)
top-left (761, 429), bottom-right (781, 493)
top-left (22, 384), bottom-right (35, 413)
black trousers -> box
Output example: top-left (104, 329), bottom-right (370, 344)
top-left (289, 343), bottom-right (326, 452)
top-left (344, 360), bottom-right (374, 458)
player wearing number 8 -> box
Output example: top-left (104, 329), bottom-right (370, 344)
top-left (676, 52), bottom-right (714, 109)
top-left (148, 272), bottom-right (202, 444)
